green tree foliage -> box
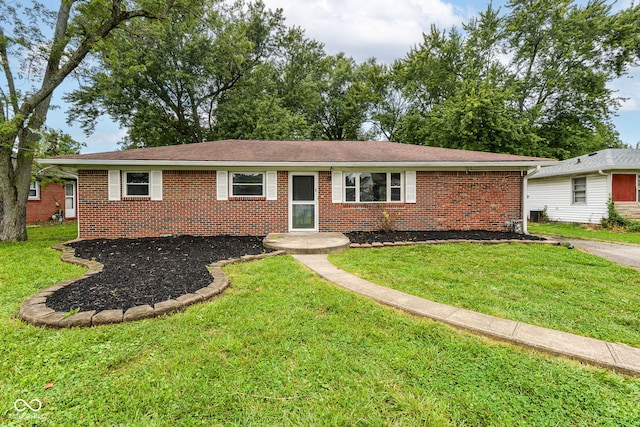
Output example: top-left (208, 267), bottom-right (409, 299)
top-left (309, 54), bottom-right (379, 140)
top-left (0, 0), bottom-right (176, 241)
top-left (66, 0), bottom-right (640, 156)
top-left (390, 0), bottom-right (640, 159)
top-left (67, 0), bottom-right (287, 148)
top-left (211, 27), bottom-right (324, 140)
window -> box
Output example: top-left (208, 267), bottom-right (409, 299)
top-left (572, 177), bottom-right (586, 204)
top-left (28, 181), bottom-right (40, 200)
top-left (344, 172), bottom-right (403, 203)
top-left (124, 172), bottom-right (150, 197)
top-left (231, 172), bottom-right (264, 197)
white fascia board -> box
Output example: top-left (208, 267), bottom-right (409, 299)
top-left (37, 158), bottom-right (556, 170)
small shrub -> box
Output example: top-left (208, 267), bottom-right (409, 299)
top-left (602, 198), bottom-right (640, 232)
top-left (377, 204), bottom-right (400, 232)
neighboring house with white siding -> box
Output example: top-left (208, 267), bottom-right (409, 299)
top-left (527, 149), bottom-right (640, 224)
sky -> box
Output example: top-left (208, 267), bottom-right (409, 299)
top-left (44, 0), bottom-right (640, 153)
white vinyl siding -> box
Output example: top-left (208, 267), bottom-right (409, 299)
top-left (527, 174), bottom-right (609, 224)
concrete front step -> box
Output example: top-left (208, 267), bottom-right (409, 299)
top-left (615, 202), bottom-right (640, 221)
top-left (264, 232), bottom-right (351, 254)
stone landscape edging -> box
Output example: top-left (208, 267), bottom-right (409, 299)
top-left (20, 236), bottom-right (558, 328)
top-left (349, 238), bottom-right (561, 248)
top-left (19, 243), bottom-right (286, 328)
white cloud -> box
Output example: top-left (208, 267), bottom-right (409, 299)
top-left (262, 0), bottom-right (471, 62)
top-left (80, 122), bottom-right (127, 153)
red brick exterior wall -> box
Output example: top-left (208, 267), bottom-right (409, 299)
top-left (27, 182), bottom-right (73, 224)
top-left (320, 171), bottom-right (523, 232)
top-left (77, 169), bottom-right (523, 239)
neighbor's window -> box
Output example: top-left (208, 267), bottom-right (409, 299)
top-left (29, 181), bottom-right (40, 200)
top-left (344, 172), bottom-right (403, 203)
top-left (231, 172), bottom-right (264, 197)
top-left (124, 172), bottom-right (150, 197)
top-left (572, 177), bottom-right (586, 204)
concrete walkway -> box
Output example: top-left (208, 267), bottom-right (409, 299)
top-left (292, 253), bottom-right (640, 376)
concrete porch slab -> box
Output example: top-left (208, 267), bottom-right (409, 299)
top-left (264, 232), bottom-right (350, 254)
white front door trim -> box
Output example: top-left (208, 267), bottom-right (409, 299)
top-left (289, 172), bottom-right (318, 232)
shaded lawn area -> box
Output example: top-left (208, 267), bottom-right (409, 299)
top-left (2, 224), bottom-right (640, 425)
top-left (529, 222), bottom-right (640, 245)
top-left (330, 243), bottom-right (640, 347)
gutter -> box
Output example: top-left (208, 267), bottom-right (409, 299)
top-left (522, 165), bottom-right (541, 235)
top-left (36, 158), bottom-right (557, 170)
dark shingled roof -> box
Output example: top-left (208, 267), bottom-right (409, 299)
top-left (48, 140), bottom-right (551, 164)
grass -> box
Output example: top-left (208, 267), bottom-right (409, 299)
top-left (330, 243), bottom-right (640, 347)
top-left (0, 223), bottom-right (82, 320)
top-left (1, 224), bottom-right (639, 425)
top-left (528, 222), bottom-right (640, 244)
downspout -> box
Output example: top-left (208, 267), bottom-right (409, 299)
top-left (598, 170), bottom-right (610, 223)
top-left (522, 165), bottom-right (541, 235)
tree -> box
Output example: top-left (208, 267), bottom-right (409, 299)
top-left (211, 62), bottom-right (312, 140)
top-left (0, 0), bottom-right (176, 241)
top-left (211, 27), bottom-right (324, 140)
top-left (394, 1), bottom-right (639, 158)
top-left (502, 0), bottom-right (638, 158)
top-left (309, 54), bottom-right (379, 140)
top-left (67, 0), bottom-right (286, 148)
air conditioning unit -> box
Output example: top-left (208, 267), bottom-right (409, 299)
top-left (529, 210), bottom-right (544, 223)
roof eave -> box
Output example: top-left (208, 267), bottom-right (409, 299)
top-left (37, 158), bottom-right (555, 170)
top-left (530, 165), bottom-right (640, 179)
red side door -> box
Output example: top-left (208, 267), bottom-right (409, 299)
top-left (612, 174), bottom-right (637, 202)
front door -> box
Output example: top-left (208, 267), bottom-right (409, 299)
top-left (612, 174), bottom-right (637, 202)
top-left (289, 173), bottom-right (317, 231)
top-left (64, 183), bottom-right (76, 218)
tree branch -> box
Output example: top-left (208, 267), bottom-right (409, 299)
top-left (17, 1), bottom-right (176, 132)
top-left (0, 28), bottom-right (19, 117)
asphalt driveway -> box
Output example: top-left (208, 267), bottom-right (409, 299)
top-left (554, 238), bottom-right (640, 271)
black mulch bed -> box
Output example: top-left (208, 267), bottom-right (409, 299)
top-left (46, 230), bottom-right (546, 313)
top-left (46, 235), bottom-right (269, 313)
top-left (346, 230), bottom-right (545, 244)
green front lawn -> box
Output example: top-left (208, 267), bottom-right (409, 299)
top-left (528, 222), bottom-right (640, 244)
top-left (330, 243), bottom-right (640, 347)
top-left (1, 225), bottom-right (639, 425)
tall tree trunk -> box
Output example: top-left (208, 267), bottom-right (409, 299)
top-left (0, 141), bottom-right (30, 241)
top-left (0, 0), bottom-right (175, 241)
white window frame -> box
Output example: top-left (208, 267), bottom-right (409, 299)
top-left (28, 181), bottom-right (40, 200)
top-left (572, 176), bottom-right (587, 204)
top-left (343, 172), bottom-right (404, 203)
top-left (230, 172), bottom-right (265, 197)
top-left (123, 171), bottom-right (151, 197)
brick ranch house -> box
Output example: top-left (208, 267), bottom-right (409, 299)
top-left (38, 140), bottom-right (554, 239)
